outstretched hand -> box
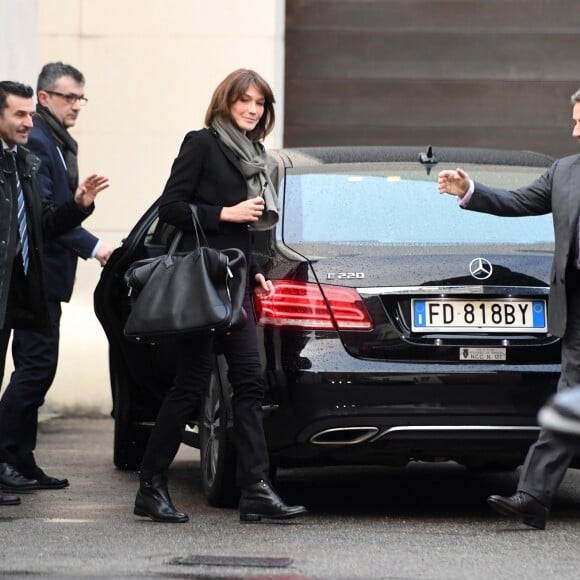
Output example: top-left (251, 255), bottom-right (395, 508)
top-left (437, 168), bottom-right (471, 198)
top-left (74, 174), bottom-right (110, 208)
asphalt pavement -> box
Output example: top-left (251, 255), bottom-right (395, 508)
top-left (3, 417), bottom-right (580, 579)
top-left (0, 417), bottom-right (314, 579)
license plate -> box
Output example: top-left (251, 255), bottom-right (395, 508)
top-left (459, 348), bottom-right (506, 361)
top-left (412, 299), bottom-right (547, 333)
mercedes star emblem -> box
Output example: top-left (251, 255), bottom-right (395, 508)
top-left (469, 257), bottom-right (493, 280)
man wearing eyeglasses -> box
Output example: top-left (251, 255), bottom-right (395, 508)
top-left (0, 63), bottom-right (113, 492)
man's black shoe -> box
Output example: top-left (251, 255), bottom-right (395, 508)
top-left (239, 480), bottom-right (307, 523)
top-left (487, 491), bottom-right (548, 530)
top-left (134, 474), bottom-right (189, 523)
top-left (0, 463), bottom-right (38, 491)
top-left (20, 466), bottom-right (69, 490)
top-left (0, 493), bottom-right (21, 506)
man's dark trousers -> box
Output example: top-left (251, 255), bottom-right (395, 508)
top-left (0, 301), bottom-right (60, 471)
top-left (517, 267), bottom-right (580, 507)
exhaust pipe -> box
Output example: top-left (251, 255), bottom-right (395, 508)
top-left (310, 426), bottom-right (379, 445)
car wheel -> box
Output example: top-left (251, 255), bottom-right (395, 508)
top-left (200, 369), bottom-right (239, 507)
top-left (112, 352), bottom-right (150, 471)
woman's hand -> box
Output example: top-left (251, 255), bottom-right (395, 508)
top-left (221, 197), bottom-right (265, 223)
top-left (254, 273), bottom-right (274, 299)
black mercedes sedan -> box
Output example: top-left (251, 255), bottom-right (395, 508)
top-left (94, 145), bottom-right (566, 506)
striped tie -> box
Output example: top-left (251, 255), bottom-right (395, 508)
top-left (10, 152), bottom-right (30, 275)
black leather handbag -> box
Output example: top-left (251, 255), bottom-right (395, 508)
top-left (123, 206), bottom-right (247, 343)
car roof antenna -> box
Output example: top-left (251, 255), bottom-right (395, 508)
top-left (418, 145), bottom-right (438, 175)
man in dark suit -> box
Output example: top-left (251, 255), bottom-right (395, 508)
top-left (437, 88), bottom-right (580, 530)
top-left (0, 64), bottom-right (114, 494)
top-left (0, 81), bottom-right (108, 505)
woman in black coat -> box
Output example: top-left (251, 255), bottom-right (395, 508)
top-left (133, 69), bottom-right (307, 523)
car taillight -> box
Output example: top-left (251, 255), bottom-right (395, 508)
top-left (255, 280), bottom-right (373, 330)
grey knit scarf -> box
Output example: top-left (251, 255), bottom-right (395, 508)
top-left (35, 104), bottom-right (79, 193)
top-left (211, 117), bottom-right (279, 231)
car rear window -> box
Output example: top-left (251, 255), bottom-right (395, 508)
top-left (282, 163), bottom-right (554, 245)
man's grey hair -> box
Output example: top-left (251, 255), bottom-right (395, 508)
top-left (37, 62), bottom-right (84, 93)
top-left (571, 88), bottom-right (580, 104)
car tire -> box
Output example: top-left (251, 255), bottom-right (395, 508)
top-left (112, 351), bottom-right (150, 471)
top-left (200, 369), bottom-right (239, 507)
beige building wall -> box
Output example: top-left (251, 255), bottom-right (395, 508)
top-left (0, 0), bottom-right (38, 80)
top-left (1, 0), bottom-right (285, 415)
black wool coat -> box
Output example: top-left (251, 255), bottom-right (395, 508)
top-left (158, 128), bottom-right (263, 282)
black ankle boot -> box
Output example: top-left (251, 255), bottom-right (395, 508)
top-left (134, 473), bottom-right (189, 523)
top-left (239, 480), bottom-right (307, 523)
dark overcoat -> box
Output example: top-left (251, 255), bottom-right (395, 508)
top-left (27, 115), bottom-right (98, 302)
top-left (0, 146), bottom-right (92, 332)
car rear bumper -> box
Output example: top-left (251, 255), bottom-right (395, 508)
top-left (263, 361), bottom-right (559, 465)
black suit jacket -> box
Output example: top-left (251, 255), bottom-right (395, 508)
top-left (465, 153), bottom-right (580, 337)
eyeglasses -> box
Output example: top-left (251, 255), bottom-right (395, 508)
top-left (45, 91), bottom-right (88, 106)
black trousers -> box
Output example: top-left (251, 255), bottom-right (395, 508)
top-left (0, 301), bottom-right (61, 470)
top-left (140, 291), bottom-right (269, 488)
top-left (518, 270), bottom-right (580, 507)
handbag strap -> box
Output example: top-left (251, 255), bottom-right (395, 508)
top-left (166, 230), bottom-right (183, 257)
top-left (189, 204), bottom-right (210, 248)
top-left (163, 204), bottom-right (210, 258)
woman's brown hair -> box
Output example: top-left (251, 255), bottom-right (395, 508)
top-left (205, 69), bottom-right (275, 141)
